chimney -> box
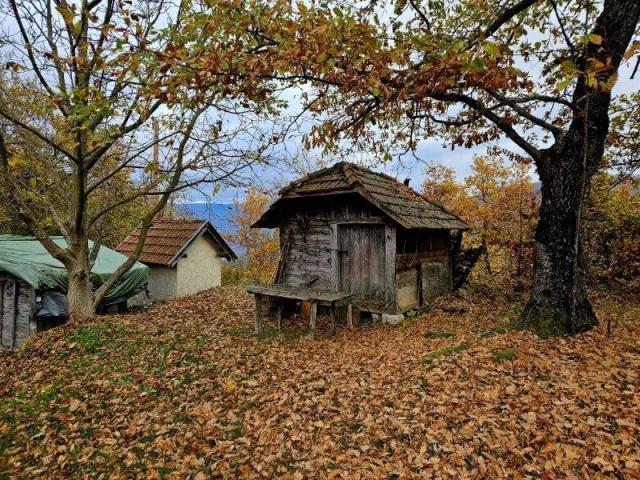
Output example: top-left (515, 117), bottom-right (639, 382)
top-left (403, 178), bottom-right (411, 186)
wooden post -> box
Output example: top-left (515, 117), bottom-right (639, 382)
top-left (384, 223), bottom-right (397, 311)
top-left (329, 224), bottom-right (340, 291)
top-left (330, 302), bottom-right (336, 336)
top-left (347, 303), bottom-right (353, 330)
top-left (275, 303), bottom-right (283, 331)
top-left (6, 279), bottom-right (18, 350)
top-left (254, 294), bottom-right (263, 335)
top-left (308, 301), bottom-right (318, 339)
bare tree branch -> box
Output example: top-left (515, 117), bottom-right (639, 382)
top-left (434, 93), bottom-right (541, 160)
top-left (487, 90), bottom-right (563, 137)
top-left (0, 108), bottom-right (77, 160)
top-left (480, 0), bottom-right (541, 42)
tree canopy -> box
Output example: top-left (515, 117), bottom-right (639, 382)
top-left (170, 0), bottom-right (640, 335)
top-left (0, 0), bottom-right (291, 317)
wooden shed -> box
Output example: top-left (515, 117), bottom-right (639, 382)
top-left (253, 162), bottom-right (468, 316)
top-left (1, 275), bottom-right (39, 350)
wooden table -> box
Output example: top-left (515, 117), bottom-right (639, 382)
top-left (246, 284), bottom-right (353, 339)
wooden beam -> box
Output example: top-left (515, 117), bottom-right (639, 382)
top-left (10, 280), bottom-right (17, 350)
top-left (329, 224), bottom-right (339, 292)
top-left (275, 303), bottom-right (283, 331)
top-left (246, 284), bottom-right (352, 304)
top-left (330, 301), bottom-right (336, 336)
top-left (332, 219), bottom-right (387, 225)
top-left (384, 224), bottom-right (397, 314)
top-left (347, 303), bottom-right (353, 329)
top-left (308, 301), bottom-right (318, 339)
top-left (254, 293), bottom-right (263, 335)
top-left (0, 278), bottom-right (5, 348)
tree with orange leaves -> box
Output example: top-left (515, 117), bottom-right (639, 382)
top-left (423, 157), bottom-right (538, 291)
top-left (225, 189), bottom-right (280, 285)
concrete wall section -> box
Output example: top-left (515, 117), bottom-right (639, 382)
top-left (148, 266), bottom-right (178, 301)
top-left (176, 234), bottom-right (222, 297)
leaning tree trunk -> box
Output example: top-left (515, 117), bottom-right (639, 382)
top-left (521, 146), bottom-right (597, 337)
top-left (450, 231), bottom-right (485, 290)
top-left (520, 0), bottom-right (640, 337)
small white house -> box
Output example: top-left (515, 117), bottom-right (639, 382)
top-left (117, 219), bottom-right (236, 301)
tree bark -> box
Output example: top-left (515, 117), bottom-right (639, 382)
top-left (521, 148), bottom-right (597, 336)
top-left (520, 0), bottom-right (640, 337)
top-left (67, 267), bottom-right (95, 322)
top-left (450, 231), bottom-right (485, 290)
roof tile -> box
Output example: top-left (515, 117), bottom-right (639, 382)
top-left (263, 162), bottom-right (468, 230)
top-left (116, 219), bottom-right (212, 266)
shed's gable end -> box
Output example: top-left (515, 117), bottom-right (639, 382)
top-left (254, 162), bottom-right (468, 230)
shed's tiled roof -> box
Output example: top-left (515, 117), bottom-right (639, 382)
top-left (116, 219), bottom-right (236, 267)
top-left (256, 162), bottom-right (468, 230)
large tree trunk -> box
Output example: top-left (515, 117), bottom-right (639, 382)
top-left (67, 267), bottom-right (95, 322)
top-left (521, 148), bottom-right (597, 337)
top-left (520, 0), bottom-right (640, 337)
top-left (66, 231), bottom-right (96, 322)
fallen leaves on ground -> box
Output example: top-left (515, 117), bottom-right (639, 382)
top-left (0, 287), bottom-right (639, 479)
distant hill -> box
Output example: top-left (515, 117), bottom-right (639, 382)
top-left (175, 202), bottom-right (244, 256)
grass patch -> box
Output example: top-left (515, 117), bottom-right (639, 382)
top-left (68, 323), bottom-right (112, 354)
top-left (229, 420), bottom-right (243, 439)
top-left (504, 304), bottom-right (524, 322)
top-left (423, 343), bottom-right (470, 364)
top-left (492, 348), bottom-right (516, 363)
top-left (0, 382), bottom-right (63, 465)
top-left (424, 331), bottom-right (456, 339)
top-left (480, 324), bottom-right (515, 338)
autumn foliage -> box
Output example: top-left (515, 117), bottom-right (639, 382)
top-left (422, 156), bottom-right (539, 293)
top-left (583, 173), bottom-right (640, 291)
top-left (423, 157), bottom-right (640, 297)
top-left (223, 188), bottom-right (280, 285)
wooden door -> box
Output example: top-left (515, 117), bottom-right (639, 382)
top-left (338, 224), bottom-right (386, 305)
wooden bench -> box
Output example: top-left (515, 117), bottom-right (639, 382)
top-left (246, 284), bottom-right (353, 339)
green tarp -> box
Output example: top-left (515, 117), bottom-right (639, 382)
top-left (0, 235), bottom-right (149, 304)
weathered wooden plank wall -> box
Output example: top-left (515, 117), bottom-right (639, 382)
top-left (274, 194), bottom-right (453, 314)
top-left (277, 195), bottom-right (396, 312)
top-left (278, 195), bottom-right (386, 290)
top-left (338, 223), bottom-right (388, 307)
top-left (0, 276), bottom-right (35, 350)
top-left (395, 230), bottom-right (452, 310)
top-left (384, 224), bottom-right (397, 312)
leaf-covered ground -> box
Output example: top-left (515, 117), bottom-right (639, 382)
top-left (1, 287), bottom-right (639, 479)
